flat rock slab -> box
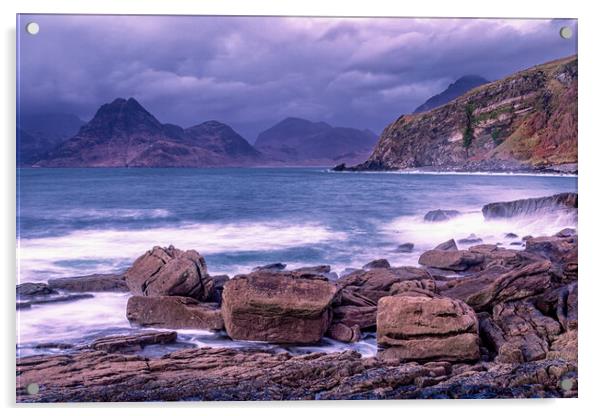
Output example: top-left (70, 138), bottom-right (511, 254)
top-left (17, 293), bottom-right (94, 309)
top-left (377, 295), bottom-right (480, 363)
top-left (222, 271), bottom-right (338, 344)
top-left (482, 192), bottom-right (577, 219)
top-left (89, 331), bottom-right (178, 353)
top-left (127, 296), bottom-right (224, 330)
top-left (48, 274), bottom-right (128, 292)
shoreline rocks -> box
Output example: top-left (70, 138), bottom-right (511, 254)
top-left (424, 209), bottom-right (460, 222)
top-left (482, 192), bottom-right (577, 219)
top-left (48, 273), bottom-right (128, 292)
top-left (127, 296), bottom-right (224, 330)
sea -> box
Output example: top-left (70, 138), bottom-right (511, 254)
top-left (16, 167), bottom-right (577, 358)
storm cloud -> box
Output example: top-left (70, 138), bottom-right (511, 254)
top-left (17, 15), bottom-right (577, 141)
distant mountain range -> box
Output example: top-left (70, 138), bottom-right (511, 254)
top-left (413, 75), bottom-right (489, 114)
top-left (255, 117), bottom-right (378, 165)
top-left (23, 99), bottom-right (378, 168)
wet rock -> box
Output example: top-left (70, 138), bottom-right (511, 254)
top-left (293, 265), bottom-right (331, 274)
top-left (207, 274), bottom-right (229, 304)
top-left (17, 293), bottom-right (94, 309)
top-left (48, 273), bottom-right (128, 292)
top-left (395, 243), bottom-right (414, 253)
top-left (332, 163), bottom-right (347, 171)
top-left (522, 235), bottom-right (533, 241)
top-left (458, 234), bottom-right (483, 245)
top-left (377, 295), bottom-right (480, 362)
top-left (424, 209), bottom-right (461, 222)
top-left (362, 259), bottom-right (391, 270)
top-left (418, 249), bottom-right (484, 272)
top-left (89, 331), bottom-right (178, 353)
top-left (327, 323), bottom-right (361, 343)
top-left (510, 242), bottom-right (523, 246)
top-left (479, 301), bottom-right (561, 363)
top-left (482, 192), bottom-right (577, 219)
top-left (125, 246), bottom-right (214, 301)
top-left (15, 346), bottom-right (576, 402)
top-left (253, 262), bottom-right (287, 272)
top-left (126, 296), bottom-right (224, 330)
top-left (221, 271), bottom-right (338, 343)
top-left (434, 239), bottom-right (458, 251)
top-left (555, 228), bottom-right (576, 238)
top-left (16, 282), bottom-right (57, 298)
top-left (525, 235), bottom-right (577, 282)
top-left (505, 233), bottom-right (519, 239)
top-left (390, 278), bottom-right (437, 297)
top-left (34, 342), bottom-right (74, 350)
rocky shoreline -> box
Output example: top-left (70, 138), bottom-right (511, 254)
top-left (16, 193), bottom-right (578, 402)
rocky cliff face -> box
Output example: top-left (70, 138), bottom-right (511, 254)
top-left (414, 75), bottom-right (489, 114)
top-left (351, 56), bottom-right (577, 173)
top-left (34, 98), bottom-right (262, 168)
top-left (255, 117), bottom-right (378, 166)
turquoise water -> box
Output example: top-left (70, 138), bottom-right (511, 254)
top-left (16, 168), bottom-right (577, 355)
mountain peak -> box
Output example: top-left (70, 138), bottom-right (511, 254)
top-left (414, 75), bottom-right (489, 113)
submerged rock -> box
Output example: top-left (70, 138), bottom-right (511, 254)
top-left (16, 282), bottom-right (57, 298)
top-left (17, 293), bottom-right (94, 309)
top-left (253, 262), bottom-right (287, 272)
top-left (458, 234), bottom-right (483, 245)
top-left (395, 243), bottom-right (414, 253)
top-left (377, 295), bottom-right (480, 363)
top-left (48, 273), bottom-right (128, 292)
top-left (126, 296), bottom-right (224, 330)
top-left (89, 331), bottom-right (178, 354)
top-left (221, 271), bottom-right (338, 344)
top-left (125, 246), bottom-right (214, 301)
top-left (424, 209), bottom-right (461, 222)
top-left (482, 192), bottom-right (577, 219)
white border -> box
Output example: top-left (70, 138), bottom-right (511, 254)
top-left (2, 0), bottom-right (601, 414)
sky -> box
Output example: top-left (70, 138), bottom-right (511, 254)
top-left (17, 15), bottom-right (577, 142)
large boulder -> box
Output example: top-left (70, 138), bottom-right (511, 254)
top-left (418, 249), bottom-right (484, 272)
top-left (126, 296), bottom-right (224, 330)
top-left (377, 295), bottom-right (480, 362)
top-left (525, 234), bottom-right (578, 282)
top-left (125, 246), bottom-right (214, 301)
top-left (221, 271), bottom-right (338, 344)
top-left (482, 192), bottom-right (577, 219)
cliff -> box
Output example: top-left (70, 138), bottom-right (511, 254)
top-left (349, 55), bottom-right (577, 173)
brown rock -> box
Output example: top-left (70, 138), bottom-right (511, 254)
top-left (434, 239), bottom-right (458, 251)
top-left (48, 273), bottom-right (128, 292)
top-left (125, 246), bottom-right (214, 301)
top-left (221, 271), bottom-right (338, 343)
top-left (418, 249), bottom-right (484, 272)
top-left (333, 305), bottom-right (377, 329)
top-left (327, 323), bottom-right (361, 343)
top-left (89, 331), bottom-right (177, 353)
top-left (547, 330), bottom-right (578, 362)
top-left (126, 296), bottom-right (224, 330)
top-left (377, 295), bottom-right (480, 362)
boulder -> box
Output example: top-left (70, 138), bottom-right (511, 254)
top-left (125, 246), bottom-right (214, 301)
top-left (555, 228), bottom-right (577, 238)
top-left (253, 262), bottom-right (287, 272)
top-left (424, 209), bottom-right (461, 222)
top-left (126, 296), bottom-right (224, 330)
top-left (434, 239), bottom-right (458, 251)
top-left (458, 234), bottom-right (483, 245)
top-left (479, 301), bottom-right (561, 363)
top-left (418, 249), bottom-right (484, 272)
top-left (505, 233), bottom-right (519, 239)
top-left (395, 243), bottom-right (414, 253)
top-left (48, 273), bottom-right (128, 292)
top-left (327, 323), bottom-right (361, 343)
top-left (482, 192), bottom-right (577, 219)
top-left (547, 330), bottom-right (578, 362)
top-left (221, 271), bottom-right (338, 343)
top-left (333, 305), bottom-right (377, 329)
top-left (362, 259), bottom-right (391, 270)
top-left (525, 235), bottom-right (577, 282)
top-left (377, 295), bottom-right (480, 362)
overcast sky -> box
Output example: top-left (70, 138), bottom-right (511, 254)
top-left (17, 15), bottom-right (577, 142)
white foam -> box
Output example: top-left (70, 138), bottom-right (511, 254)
top-left (17, 221), bottom-right (348, 282)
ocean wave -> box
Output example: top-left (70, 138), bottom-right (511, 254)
top-left (25, 208), bottom-right (172, 221)
top-left (17, 221), bottom-right (348, 282)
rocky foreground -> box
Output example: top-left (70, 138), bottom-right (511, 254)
top-left (16, 194), bottom-right (578, 402)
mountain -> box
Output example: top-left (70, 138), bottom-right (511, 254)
top-left (346, 56), bottom-right (577, 173)
top-left (255, 117), bottom-right (378, 165)
top-left (414, 75), bottom-right (489, 113)
top-left (34, 98), bottom-right (261, 167)
top-left (17, 113), bottom-right (85, 165)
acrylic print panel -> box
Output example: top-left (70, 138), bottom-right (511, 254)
top-left (16, 14), bottom-right (577, 402)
